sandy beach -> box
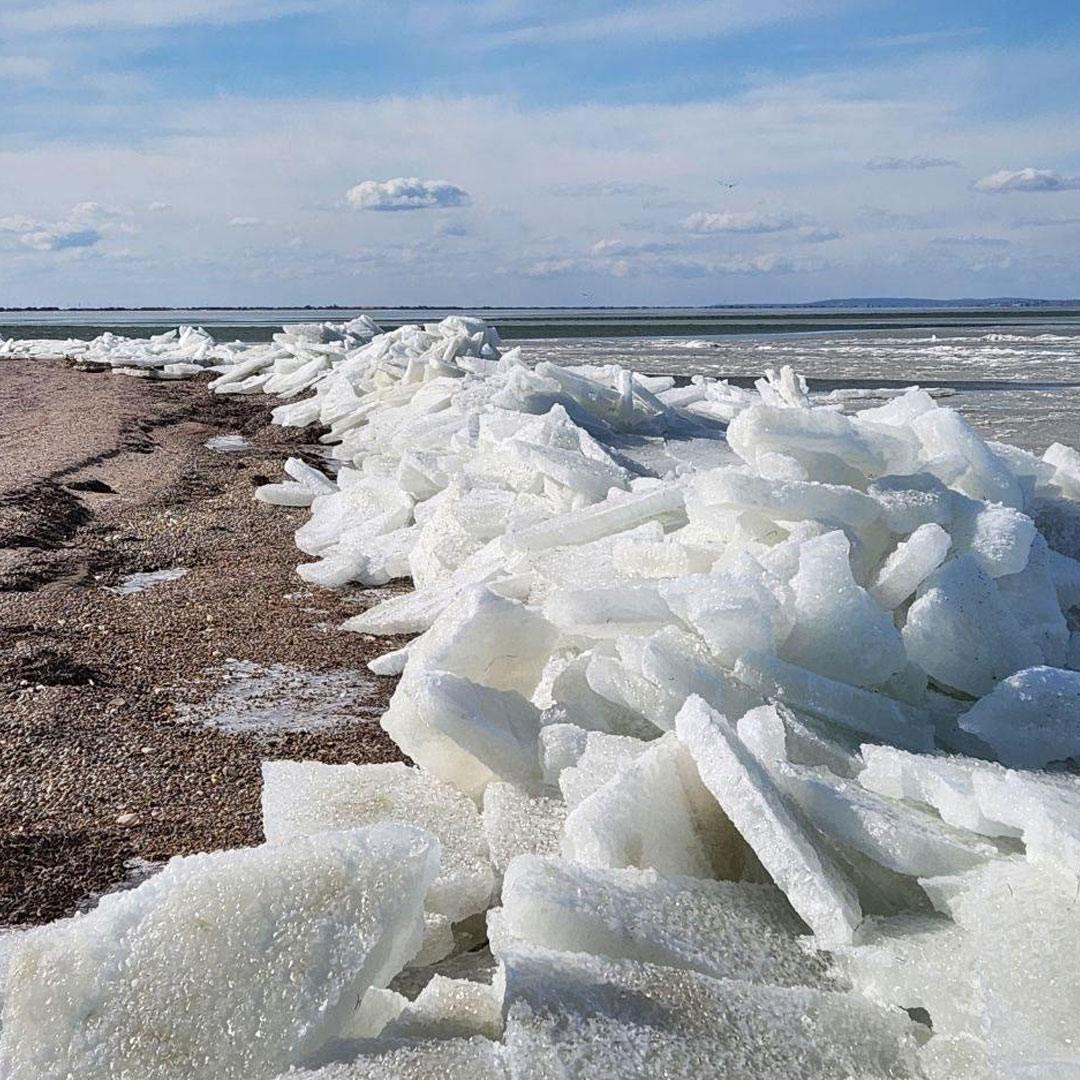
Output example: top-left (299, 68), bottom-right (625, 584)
top-left (0, 360), bottom-right (406, 926)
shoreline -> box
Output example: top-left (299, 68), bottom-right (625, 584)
top-left (0, 360), bottom-right (406, 926)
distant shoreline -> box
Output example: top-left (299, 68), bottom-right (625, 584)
top-left (3, 297), bottom-right (1080, 314)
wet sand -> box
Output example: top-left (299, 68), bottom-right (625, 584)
top-left (0, 360), bottom-right (407, 925)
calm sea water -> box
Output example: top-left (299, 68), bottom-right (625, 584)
top-left (4, 306), bottom-right (1080, 450)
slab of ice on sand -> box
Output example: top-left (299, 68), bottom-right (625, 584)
top-left (106, 567), bottom-right (189, 595)
top-left (205, 434), bottom-right (252, 452)
top-left (498, 942), bottom-right (924, 1079)
top-left (177, 658), bottom-right (386, 734)
top-left (0, 825), bottom-right (439, 1080)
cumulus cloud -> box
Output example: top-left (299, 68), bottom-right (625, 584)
top-left (0, 201), bottom-right (118, 252)
top-left (865, 156), bottom-right (960, 170)
top-left (19, 226), bottom-right (101, 251)
top-left (346, 177), bottom-right (471, 212)
top-left (973, 167), bottom-right (1080, 193)
top-left (228, 216), bottom-right (265, 227)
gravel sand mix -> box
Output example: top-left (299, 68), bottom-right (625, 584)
top-left (0, 360), bottom-right (407, 925)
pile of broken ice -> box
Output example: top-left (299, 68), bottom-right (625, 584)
top-left (0, 315), bottom-right (382, 379)
top-left (5, 315), bottom-right (1080, 1078)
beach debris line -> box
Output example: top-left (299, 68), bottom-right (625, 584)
top-left (4, 314), bottom-right (1080, 1078)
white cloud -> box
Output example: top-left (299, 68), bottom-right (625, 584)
top-left (929, 234), bottom-right (1011, 248)
top-left (0, 200), bottom-right (120, 253)
top-left (18, 226), bottom-right (101, 251)
top-left (550, 180), bottom-right (666, 197)
top-left (522, 247), bottom-right (824, 279)
top-left (678, 208), bottom-right (829, 236)
top-left (346, 177), bottom-right (471, 212)
top-left (478, 0), bottom-right (849, 47)
top-left (0, 0), bottom-right (327, 34)
top-left (865, 27), bottom-right (985, 48)
top-left (228, 216), bottom-right (265, 227)
top-left (148, 201), bottom-right (172, 212)
top-left (865, 155), bottom-right (959, 170)
top-left (973, 167), bottom-right (1080, 193)
top-left (1, 44), bottom-right (1079, 302)
top-left (0, 55), bottom-right (52, 81)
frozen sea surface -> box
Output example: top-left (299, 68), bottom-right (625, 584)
top-left (517, 325), bottom-right (1080, 450)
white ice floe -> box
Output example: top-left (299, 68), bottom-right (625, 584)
top-left (10, 311), bottom-right (1080, 1078)
top-left (0, 825), bottom-right (439, 1080)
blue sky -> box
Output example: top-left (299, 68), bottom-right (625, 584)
top-left (1, 0), bottom-right (1078, 305)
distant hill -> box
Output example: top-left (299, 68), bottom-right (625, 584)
top-left (783, 297), bottom-right (1080, 310)
top-left (2, 297), bottom-right (1078, 313)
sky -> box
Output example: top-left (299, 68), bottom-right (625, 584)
top-left (1, 0), bottom-right (1079, 307)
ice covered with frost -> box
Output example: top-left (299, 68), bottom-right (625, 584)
top-left (11, 309), bottom-right (1080, 1077)
top-left (0, 825), bottom-right (439, 1080)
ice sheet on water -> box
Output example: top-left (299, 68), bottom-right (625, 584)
top-left (0, 825), bottom-right (439, 1080)
top-left (176, 658), bottom-right (385, 734)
